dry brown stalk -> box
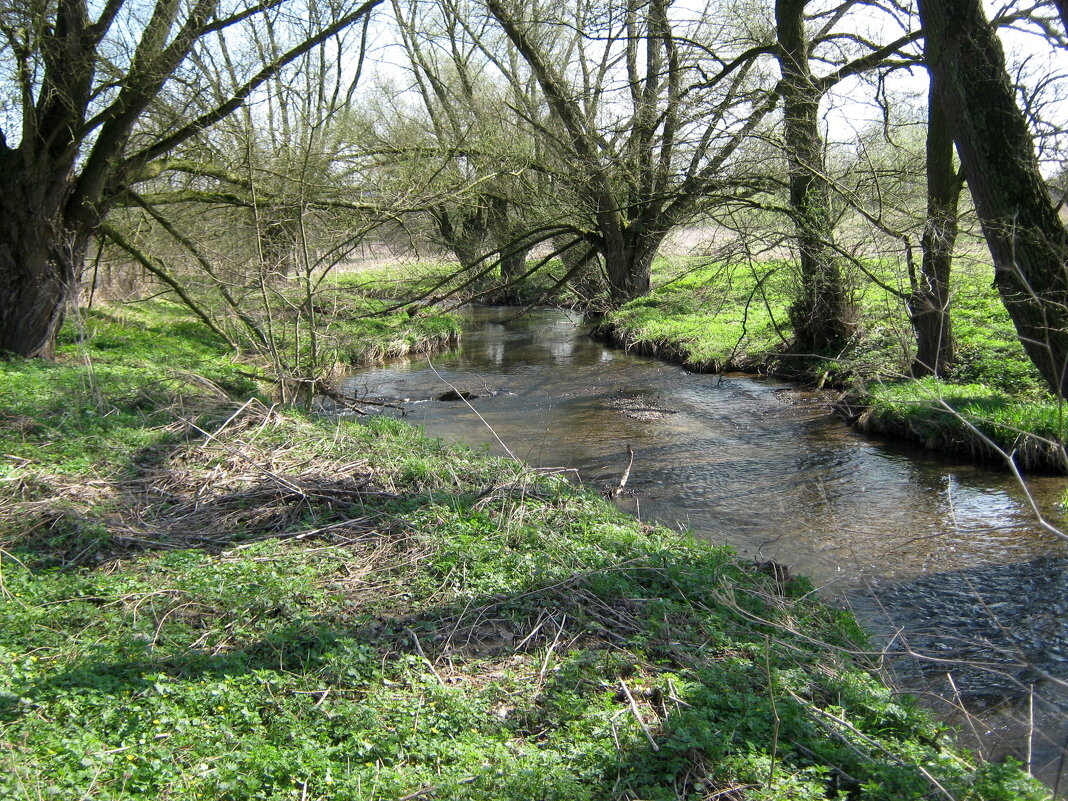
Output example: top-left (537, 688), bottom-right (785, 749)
top-left (620, 677), bottom-right (660, 752)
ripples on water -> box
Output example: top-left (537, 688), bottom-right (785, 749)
top-left (342, 306), bottom-right (1068, 787)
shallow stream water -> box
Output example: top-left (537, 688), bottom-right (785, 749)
top-left (343, 306), bottom-right (1068, 789)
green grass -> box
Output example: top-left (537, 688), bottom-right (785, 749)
top-left (0, 301), bottom-right (257, 478)
top-left (303, 292), bottom-right (461, 364)
top-left (331, 257), bottom-right (592, 308)
top-left (330, 261), bottom-right (466, 300)
top-left (0, 295), bottom-right (460, 478)
top-left (857, 379), bottom-right (1068, 470)
top-left (604, 261), bottom-right (792, 371)
top-left (0, 305), bottom-right (1047, 800)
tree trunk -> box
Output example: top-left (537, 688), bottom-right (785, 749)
top-left (499, 245), bottom-right (530, 281)
top-left (0, 155), bottom-right (84, 358)
top-left (909, 71), bottom-right (960, 378)
top-left (432, 206), bottom-right (489, 270)
top-left (919, 0), bottom-right (1068, 398)
top-left (603, 236), bottom-right (654, 304)
top-left (777, 0), bottom-right (856, 353)
top-left (488, 196), bottom-right (529, 281)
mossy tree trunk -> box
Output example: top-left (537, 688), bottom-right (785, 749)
top-left (919, 0), bottom-right (1068, 398)
top-left (602, 228), bottom-right (656, 304)
top-left (909, 71), bottom-right (961, 378)
top-left (488, 196), bottom-right (531, 281)
top-left (776, 0), bottom-right (857, 353)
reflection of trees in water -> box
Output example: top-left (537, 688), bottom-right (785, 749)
top-left (460, 311), bottom-right (593, 369)
top-left (786, 420), bottom-right (1063, 579)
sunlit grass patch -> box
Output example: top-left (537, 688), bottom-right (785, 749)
top-left (604, 260), bottom-right (792, 371)
top-left (857, 378), bottom-right (1067, 470)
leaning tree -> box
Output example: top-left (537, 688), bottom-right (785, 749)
top-left (0, 0), bottom-right (381, 357)
top-left (918, 0), bottom-right (1068, 397)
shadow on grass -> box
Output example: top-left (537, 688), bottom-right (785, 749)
top-left (0, 494), bottom-right (1010, 801)
top-left (0, 397), bottom-right (1046, 799)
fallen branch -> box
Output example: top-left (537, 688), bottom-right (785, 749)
top-left (611, 444), bottom-right (635, 497)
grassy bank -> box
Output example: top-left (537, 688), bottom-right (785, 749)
top-left (594, 260), bottom-right (1065, 472)
top-left (331, 259), bottom-right (590, 309)
top-left (250, 286), bottom-right (461, 367)
top-left (0, 298), bottom-right (459, 478)
top-left (0, 303), bottom-right (1047, 799)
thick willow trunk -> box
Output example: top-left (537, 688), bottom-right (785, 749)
top-left (0, 153), bottom-right (86, 358)
top-left (919, 0), bottom-right (1068, 398)
top-left (499, 245), bottom-right (530, 281)
top-left (488, 197), bottom-right (530, 281)
top-left (603, 236), bottom-right (654, 304)
top-left (910, 75), bottom-right (960, 378)
top-left (433, 206), bottom-right (489, 270)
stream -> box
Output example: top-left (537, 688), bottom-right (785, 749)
top-left (342, 306), bottom-right (1068, 790)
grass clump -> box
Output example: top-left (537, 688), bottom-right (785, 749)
top-left (0, 305), bottom-right (1048, 800)
top-left (303, 292), bottom-right (461, 364)
top-left (852, 379), bottom-right (1067, 471)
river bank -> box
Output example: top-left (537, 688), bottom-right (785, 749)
top-left (0, 300), bottom-right (1048, 799)
top-left (340, 257), bottom-right (1068, 473)
top-left (595, 263), bottom-right (1067, 474)
top-left (595, 317), bottom-right (1068, 474)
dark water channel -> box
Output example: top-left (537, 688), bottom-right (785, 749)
top-left (342, 306), bottom-right (1068, 790)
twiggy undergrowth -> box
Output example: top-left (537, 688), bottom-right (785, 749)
top-left (0, 305), bottom-right (1048, 800)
